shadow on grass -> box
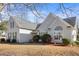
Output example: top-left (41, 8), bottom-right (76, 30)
top-left (0, 42), bottom-right (68, 47)
top-left (0, 42), bottom-right (54, 46)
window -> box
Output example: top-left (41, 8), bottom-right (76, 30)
top-left (54, 26), bottom-right (63, 30)
top-left (10, 21), bottom-right (14, 28)
top-left (10, 22), bottom-right (12, 28)
top-left (8, 33), bottom-right (11, 39)
top-left (8, 33), bottom-right (9, 39)
top-left (54, 34), bottom-right (62, 40)
top-left (13, 32), bottom-right (17, 39)
top-left (54, 26), bottom-right (63, 40)
top-left (67, 26), bottom-right (71, 28)
top-left (12, 21), bottom-right (14, 28)
top-left (40, 32), bottom-right (44, 35)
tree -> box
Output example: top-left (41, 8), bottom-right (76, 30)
top-left (0, 20), bottom-right (8, 35)
top-left (0, 3), bottom-right (79, 25)
top-left (0, 3), bottom-right (5, 12)
top-left (0, 20), bottom-right (8, 31)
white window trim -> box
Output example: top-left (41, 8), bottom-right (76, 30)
top-left (19, 29), bottom-right (32, 34)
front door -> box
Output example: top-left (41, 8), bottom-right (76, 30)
top-left (53, 26), bottom-right (63, 43)
top-left (53, 31), bottom-right (62, 43)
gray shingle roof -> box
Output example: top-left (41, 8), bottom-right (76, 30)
top-left (10, 16), bottom-right (37, 30)
top-left (63, 17), bottom-right (76, 27)
top-left (36, 23), bottom-right (42, 29)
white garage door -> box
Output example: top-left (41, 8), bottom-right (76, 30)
top-left (20, 34), bottom-right (32, 43)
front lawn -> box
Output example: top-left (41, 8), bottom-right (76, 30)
top-left (0, 43), bottom-right (79, 56)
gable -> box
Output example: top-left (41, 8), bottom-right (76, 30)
top-left (37, 13), bottom-right (72, 31)
top-left (37, 13), bottom-right (58, 30)
top-left (10, 16), bottom-right (37, 30)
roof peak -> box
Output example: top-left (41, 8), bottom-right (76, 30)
top-left (10, 16), bottom-right (36, 24)
top-left (10, 16), bottom-right (37, 30)
top-left (47, 13), bottom-right (76, 27)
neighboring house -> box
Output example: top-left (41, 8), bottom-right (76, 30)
top-left (6, 16), bottom-right (37, 43)
top-left (37, 13), bottom-right (78, 43)
top-left (0, 30), bottom-right (6, 40)
top-left (0, 21), bottom-right (7, 40)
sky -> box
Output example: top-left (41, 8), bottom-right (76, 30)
top-left (0, 3), bottom-right (79, 24)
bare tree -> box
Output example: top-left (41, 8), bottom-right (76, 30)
top-left (1, 3), bottom-right (79, 24)
top-left (0, 3), bottom-right (6, 12)
top-left (58, 3), bottom-right (78, 17)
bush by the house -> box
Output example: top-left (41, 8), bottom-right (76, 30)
top-left (41, 34), bottom-right (52, 43)
top-left (74, 41), bottom-right (79, 45)
top-left (12, 39), bottom-right (16, 43)
top-left (0, 38), bottom-right (5, 43)
top-left (62, 38), bottom-right (70, 46)
top-left (6, 39), bottom-right (10, 43)
top-left (33, 35), bottom-right (40, 43)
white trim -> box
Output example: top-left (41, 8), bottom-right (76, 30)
top-left (19, 29), bottom-right (32, 34)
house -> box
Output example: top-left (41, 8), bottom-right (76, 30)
top-left (6, 16), bottom-right (37, 43)
top-left (37, 13), bottom-right (78, 43)
top-left (6, 13), bottom-right (78, 43)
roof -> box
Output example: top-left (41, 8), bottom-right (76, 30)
top-left (63, 17), bottom-right (76, 27)
top-left (37, 13), bottom-right (74, 30)
top-left (38, 13), bottom-right (76, 30)
top-left (10, 16), bottom-right (37, 30)
top-left (36, 23), bottom-right (42, 29)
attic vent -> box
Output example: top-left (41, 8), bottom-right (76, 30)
top-left (67, 26), bottom-right (71, 28)
top-left (48, 28), bottom-right (51, 30)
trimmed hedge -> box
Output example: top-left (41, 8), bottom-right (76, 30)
top-left (74, 41), bottom-right (79, 45)
top-left (33, 35), bottom-right (40, 43)
top-left (41, 34), bottom-right (52, 43)
top-left (0, 38), bottom-right (5, 43)
top-left (62, 38), bottom-right (70, 46)
top-left (12, 39), bottom-right (16, 43)
top-left (6, 39), bottom-right (10, 43)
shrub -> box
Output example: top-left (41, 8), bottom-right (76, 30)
top-left (0, 38), bottom-right (5, 43)
top-left (6, 39), bottom-right (10, 43)
top-left (41, 34), bottom-right (52, 43)
top-left (62, 38), bottom-right (70, 46)
top-left (12, 39), bottom-right (16, 43)
top-left (74, 41), bottom-right (79, 45)
top-left (33, 35), bottom-right (40, 43)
